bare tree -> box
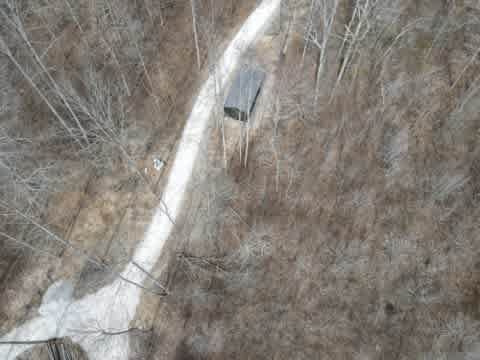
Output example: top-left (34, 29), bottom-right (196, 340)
top-left (0, 2), bottom-right (90, 145)
top-left (190, 0), bottom-right (202, 69)
top-left (0, 202), bottom-right (169, 297)
top-left (313, 0), bottom-right (339, 104)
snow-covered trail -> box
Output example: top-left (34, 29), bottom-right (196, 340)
top-left (0, 0), bottom-right (281, 359)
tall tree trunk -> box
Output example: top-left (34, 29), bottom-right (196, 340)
top-left (190, 0), bottom-right (201, 69)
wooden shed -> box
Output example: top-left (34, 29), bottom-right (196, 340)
top-left (224, 66), bottom-right (265, 122)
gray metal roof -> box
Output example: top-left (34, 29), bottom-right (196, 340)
top-left (224, 66), bottom-right (265, 121)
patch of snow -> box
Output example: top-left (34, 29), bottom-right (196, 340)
top-left (38, 280), bottom-right (74, 317)
top-left (0, 1), bottom-right (281, 359)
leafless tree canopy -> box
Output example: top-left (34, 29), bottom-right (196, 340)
top-left (2, 0), bottom-right (480, 359)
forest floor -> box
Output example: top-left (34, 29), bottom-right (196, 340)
top-left (3, 0), bottom-right (480, 359)
top-left (0, 0), bottom-right (261, 358)
top-left (132, 1), bottom-right (480, 359)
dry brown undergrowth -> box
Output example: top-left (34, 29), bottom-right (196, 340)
top-left (1, 0), bottom-right (480, 359)
top-left (143, 1), bottom-right (480, 359)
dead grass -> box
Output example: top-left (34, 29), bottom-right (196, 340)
top-left (0, 0), bottom-right (260, 347)
top-left (140, 0), bottom-right (480, 359)
top-left (2, 0), bottom-right (480, 358)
